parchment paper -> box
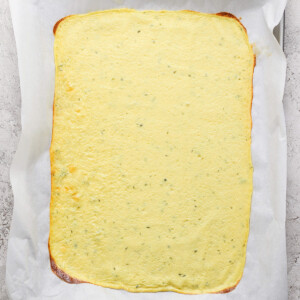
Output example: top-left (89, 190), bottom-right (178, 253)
top-left (6, 0), bottom-right (287, 299)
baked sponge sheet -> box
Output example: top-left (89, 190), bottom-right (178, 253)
top-left (49, 9), bottom-right (255, 294)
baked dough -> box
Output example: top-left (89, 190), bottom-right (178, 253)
top-left (49, 9), bottom-right (255, 294)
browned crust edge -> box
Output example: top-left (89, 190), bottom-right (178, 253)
top-left (49, 9), bottom-right (255, 295)
top-left (216, 12), bottom-right (247, 32)
top-left (216, 12), bottom-right (256, 130)
top-left (49, 243), bottom-right (85, 284)
top-left (53, 15), bottom-right (74, 34)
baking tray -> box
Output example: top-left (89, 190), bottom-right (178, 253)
top-left (7, 1), bottom-right (288, 299)
top-left (274, 14), bottom-right (285, 47)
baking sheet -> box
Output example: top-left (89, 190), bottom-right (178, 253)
top-left (274, 16), bottom-right (284, 47)
top-left (7, 0), bottom-right (287, 299)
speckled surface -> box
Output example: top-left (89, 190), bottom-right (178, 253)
top-left (0, 1), bottom-right (21, 299)
top-left (284, 1), bottom-right (300, 299)
top-left (0, 0), bottom-right (299, 299)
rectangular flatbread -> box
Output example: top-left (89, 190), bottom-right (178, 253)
top-left (49, 9), bottom-right (255, 294)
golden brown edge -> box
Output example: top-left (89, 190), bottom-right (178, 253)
top-left (53, 15), bottom-right (73, 34)
top-left (49, 244), bottom-right (84, 284)
top-left (49, 12), bottom-right (81, 286)
top-left (49, 9), bottom-right (256, 294)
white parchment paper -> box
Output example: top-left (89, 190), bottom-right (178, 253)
top-left (7, 0), bottom-right (287, 299)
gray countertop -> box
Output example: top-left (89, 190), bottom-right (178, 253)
top-left (0, 1), bottom-right (299, 299)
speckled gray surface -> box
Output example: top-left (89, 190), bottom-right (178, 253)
top-left (0, 0), bottom-right (299, 299)
top-left (284, 1), bottom-right (300, 299)
top-left (0, 1), bottom-right (21, 299)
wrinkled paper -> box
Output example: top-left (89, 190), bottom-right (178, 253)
top-left (7, 0), bottom-right (287, 299)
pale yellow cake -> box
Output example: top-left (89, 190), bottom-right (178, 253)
top-left (49, 9), bottom-right (255, 294)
